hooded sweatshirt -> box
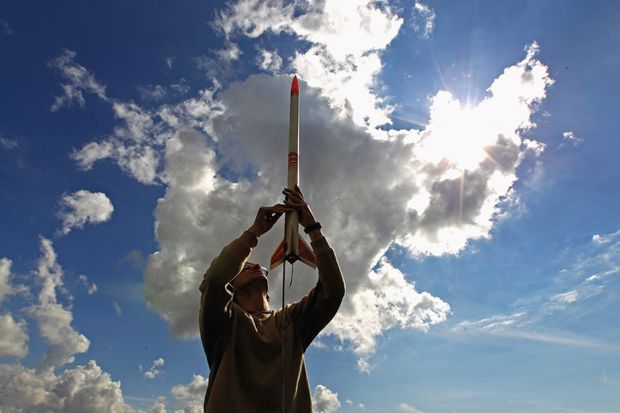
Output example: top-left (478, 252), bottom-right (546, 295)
top-left (199, 230), bottom-right (345, 413)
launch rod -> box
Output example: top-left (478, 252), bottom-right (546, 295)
top-left (281, 260), bottom-right (286, 413)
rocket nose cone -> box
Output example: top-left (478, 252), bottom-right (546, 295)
top-left (291, 75), bottom-right (299, 96)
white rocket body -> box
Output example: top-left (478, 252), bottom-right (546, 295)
top-left (270, 76), bottom-right (316, 270)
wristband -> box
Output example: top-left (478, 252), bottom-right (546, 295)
top-left (304, 221), bottom-right (322, 234)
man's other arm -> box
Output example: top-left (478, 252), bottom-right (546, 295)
top-left (289, 227), bottom-right (345, 350)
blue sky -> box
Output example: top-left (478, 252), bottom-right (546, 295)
top-left (1, 1), bottom-right (619, 412)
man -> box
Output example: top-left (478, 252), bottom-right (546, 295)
top-left (199, 186), bottom-right (345, 413)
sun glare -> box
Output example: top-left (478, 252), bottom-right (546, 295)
top-left (416, 91), bottom-right (498, 172)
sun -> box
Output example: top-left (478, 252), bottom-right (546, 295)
top-left (415, 91), bottom-right (499, 172)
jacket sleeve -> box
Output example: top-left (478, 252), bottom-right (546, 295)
top-left (199, 230), bottom-right (258, 363)
top-left (287, 235), bottom-right (345, 350)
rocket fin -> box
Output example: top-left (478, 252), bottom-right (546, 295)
top-left (270, 239), bottom-right (286, 270)
top-left (297, 236), bottom-right (316, 269)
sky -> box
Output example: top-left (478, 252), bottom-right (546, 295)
top-left (1, 1), bottom-right (619, 412)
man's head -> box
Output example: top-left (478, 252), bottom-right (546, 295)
top-left (230, 261), bottom-right (270, 312)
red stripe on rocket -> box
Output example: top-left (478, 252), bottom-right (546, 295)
top-left (270, 76), bottom-right (316, 270)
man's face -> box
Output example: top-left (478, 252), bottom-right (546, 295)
top-left (231, 262), bottom-right (269, 293)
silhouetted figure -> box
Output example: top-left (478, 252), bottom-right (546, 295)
top-left (199, 186), bottom-right (345, 413)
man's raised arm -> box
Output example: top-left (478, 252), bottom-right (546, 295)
top-left (283, 187), bottom-right (346, 349)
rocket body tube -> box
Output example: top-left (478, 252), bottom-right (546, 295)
top-left (270, 76), bottom-right (316, 270)
top-left (285, 77), bottom-right (300, 260)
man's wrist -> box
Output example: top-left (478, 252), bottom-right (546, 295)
top-left (247, 225), bottom-right (261, 238)
top-left (308, 227), bottom-right (324, 242)
top-left (303, 221), bottom-right (321, 233)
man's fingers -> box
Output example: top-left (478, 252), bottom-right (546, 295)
top-left (263, 204), bottom-right (291, 212)
top-left (284, 201), bottom-right (306, 211)
top-left (268, 211), bottom-right (283, 222)
top-left (283, 189), bottom-right (304, 202)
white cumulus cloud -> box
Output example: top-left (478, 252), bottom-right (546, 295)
top-left (169, 374), bottom-right (208, 412)
top-left (0, 361), bottom-right (142, 413)
top-left (60, 4), bottom-right (554, 369)
top-left (256, 48), bottom-right (283, 73)
top-left (0, 314), bottom-right (29, 358)
top-left (312, 384), bottom-right (341, 413)
top-left (143, 357), bottom-right (165, 379)
top-left (215, 0), bottom-right (403, 128)
top-left (57, 190), bottom-right (114, 235)
top-left (30, 237), bottom-right (90, 372)
top-left (562, 130), bottom-right (583, 146)
top-left (0, 257), bottom-right (14, 302)
top-left (323, 258), bottom-right (450, 371)
top-left (0, 239), bottom-right (143, 413)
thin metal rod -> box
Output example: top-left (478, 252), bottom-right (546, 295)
top-left (281, 260), bottom-right (286, 413)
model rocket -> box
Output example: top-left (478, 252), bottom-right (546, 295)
top-left (270, 76), bottom-right (317, 270)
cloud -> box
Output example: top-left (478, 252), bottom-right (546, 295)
top-left (66, 64), bottom-right (224, 185)
top-left (0, 239), bottom-right (143, 413)
top-left (143, 357), bottom-right (165, 379)
top-left (0, 361), bottom-right (142, 413)
top-left (400, 42), bottom-right (553, 255)
top-left (214, 41), bottom-right (242, 62)
top-left (63, 7), bottom-right (554, 368)
top-left (592, 233), bottom-right (610, 244)
top-left (411, 2), bottom-right (436, 39)
top-left (170, 80), bottom-right (190, 97)
top-left (215, 0), bottom-right (403, 128)
top-left (562, 130), bottom-right (583, 146)
top-left (78, 274), bottom-right (98, 295)
top-left (256, 48), bottom-right (283, 73)
top-left (454, 229), bottom-right (620, 350)
top-left (46, 52), bottom-right (178, 185)
top-left (139, 84), bottom-right (168, 101)
top-left (323, 258), bottom-right (450, 371)
top-left (0, 136), bottom-right (18, 150)
top-left (546, 229), bottom-right (620, 308)
top-left (195, 41), bottom-right (243, 84)
top-left (57, 190), bottom-right (114, 235)
top-left (0, 258), bottom-right (14, 303)
top-left (312, 384), bottom-right (341, 413)
top-left (30, 237), bottom-right (90, 372)
top-left (169, 374), bottom-right (208, 412)
top-left (456, 316), bottom-right (620, 351)
top-left (0, 314), bottom-right (29, 358)
top-left (288, 1), bottom-right (402, 59)
top-left (150, 397), bottom-right (167, 413)
top-left (48, 49), bottom-right (107, 112)
top-left (213, 0), bottom-right (294, 39)
top-left (454, 312), bottom-right (529, 334)
top-left (397, 402), bottom-right (425, 413)
top-left (551, 290), bottom-right (579, 304)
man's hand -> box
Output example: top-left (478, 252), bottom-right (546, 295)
top-left (283, 186), bottom-right (317, 229)
top-left (248, 204), bottom-right (289, 238)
